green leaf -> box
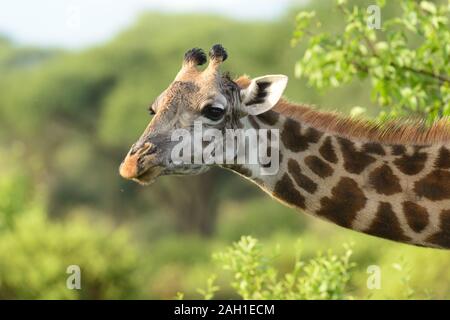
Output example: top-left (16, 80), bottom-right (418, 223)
top-left (420, 1), bottom-right (437, 14)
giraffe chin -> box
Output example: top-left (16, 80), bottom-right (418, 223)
top-left (132, 166), bottom-right (163, 186)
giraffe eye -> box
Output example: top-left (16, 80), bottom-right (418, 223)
top-left (148, 107), bottom-right (156, 116)
top-left (202, 104), bottom-right (225, 121)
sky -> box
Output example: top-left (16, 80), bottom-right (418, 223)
top-left (0, 0), bottom-right (302, 49)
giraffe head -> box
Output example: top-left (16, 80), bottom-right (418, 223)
top-left (119, 44), bottom-right (288, 185)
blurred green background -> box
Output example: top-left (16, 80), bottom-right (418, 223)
top-left (0, 0), bottom-right (449, 299)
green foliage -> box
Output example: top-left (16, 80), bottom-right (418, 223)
top-left (0, 162), bottom-right (142, 299)
top-left (0, 36), bottom-right (57, 73)
top-left (292, 0), bottom-right (450, 121)
top-left (0, 171), bottom-right (32, 230)
top-left (197, 275), bottom-right (220, 300)
top-left (0, 209), bottom-right (142, 299)
top-left (0, 145), bottom-right (35, 231)
top-left (191, 236), bottom-right (355, 300)
top-left (172, 231), bottom-right (450, 300)
top-left (146, 226), bottom-right (450, 300)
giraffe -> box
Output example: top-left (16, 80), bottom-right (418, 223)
top-left (119, 44), bottom-right (450, 249)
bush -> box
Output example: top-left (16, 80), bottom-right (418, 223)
top-left (0, 209), bottom-right (142, 299)
top-left (186, 236), bottom-right (355, 300)
top-left (0, 162), bottom-right (143, 299)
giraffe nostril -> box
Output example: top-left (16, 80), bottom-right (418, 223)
top-left (143, 144), bottom-right (157, 156)
top-left (130, 142), bottom-right (157, 157)
top-left (138, 142), bottom-right (156, 155)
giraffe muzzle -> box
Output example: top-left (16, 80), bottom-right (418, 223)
top-left (119, 142), bottom-right (161, 182)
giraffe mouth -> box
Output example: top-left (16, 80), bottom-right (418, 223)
top-left (133, 166), bottom-right (163, 185)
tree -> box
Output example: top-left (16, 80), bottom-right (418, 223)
top-left (0, 14), bottom-right (302, 237)
top-left (153, 170), bottom-right (222, 237)
top-left (292, 0), bottom-right (450, 122)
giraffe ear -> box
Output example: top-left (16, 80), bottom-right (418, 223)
top-left (240, 75), bottom-right (288, 115)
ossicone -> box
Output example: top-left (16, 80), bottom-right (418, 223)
top-left (183, 47), bottom-right (207, 66)
top-left (209, 44), bottom-right (228, 63)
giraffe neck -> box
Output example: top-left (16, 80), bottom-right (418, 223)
top-left (222, 109), bottom-right (450, 249)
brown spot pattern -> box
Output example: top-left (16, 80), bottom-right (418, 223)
top-left (305, 127), bottom-right (323, 143)
top-left (391, 145), bottom-right (406, 155)
top-left (393, 148), bottom-right (428, 175)
top-left (316, 177), bottom-right (366, 228)
top-left (366, 202), bottom-right (411, 242)
top-left (273, 173), bottom-right (306, 209)
top-left (319, 136), bottom-right (338, 164)
top-left (287, 159), bottom-right (317, 194)
top-left (257, 110), bottom-right (279, 126)
top-left (362, 142), bottom-right (386, 156)
top-left (402, 201), bottom-right (429, 233)
top-left (281, 119), bottom-right (322, 152)
top-left (337, 137), bottom-right (376, 174)
top-left (435, 147), bottom-right (450, 169)
top-left (426, 210), bottom-right (450, 248)
top-left (304, 155), bottom-right (334, 178)
top-left (369, 164), bottom-right (402, 195)
top-left (414, 169), bottom-right (450, 200)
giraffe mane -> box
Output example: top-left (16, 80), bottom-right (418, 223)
top-left (235, 75), bottom-right (450, 145)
